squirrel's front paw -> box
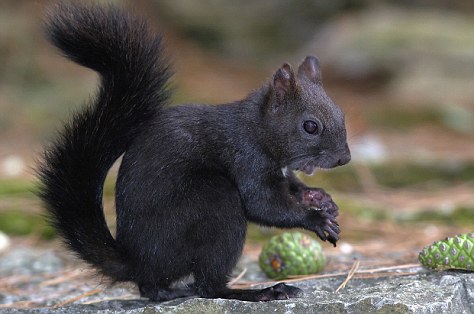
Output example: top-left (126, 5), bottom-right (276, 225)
top-left (302, 188), bottom-right (340, 246)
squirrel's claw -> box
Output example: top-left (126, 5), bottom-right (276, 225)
top-left (303, 187), bottom-right (341, 246)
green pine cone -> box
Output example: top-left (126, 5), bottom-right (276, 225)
top-left (419, 233), bottom-right (474, 271)
top-left (259, 232), bottom-right (326, 279)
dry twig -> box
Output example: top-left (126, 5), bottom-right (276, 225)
top-left (231, 263), bottom-right (422, 289)
top-left (51, 288), bottom-right (103, 309)
top-left (80, 294), bottom-right (138, 305)
top-left (335, 259), bottom-right (360, 293)
top-left (228, 267), bottom-right (247, 286)
top-left (0, 300), bottom-right (41, 309)
top-left (40, 269), bottom-right (90, 287)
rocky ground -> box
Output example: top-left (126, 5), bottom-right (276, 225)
top-left (0, 237), bottom-right (473, 313)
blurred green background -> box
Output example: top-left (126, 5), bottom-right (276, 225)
top-left (0, 0), bottom-right (473, 248)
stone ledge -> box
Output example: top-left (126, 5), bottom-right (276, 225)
top-left (2, 272), bottom-right (472, 314)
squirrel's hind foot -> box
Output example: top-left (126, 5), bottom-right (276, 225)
top-left (199, 283), bottom-right (303, 302)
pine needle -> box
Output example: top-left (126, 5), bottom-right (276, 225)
top-left (40, 269), bottom-right (89, 287)
top-left (229, 267), bottom-right (247, 286)
top-left (51, 288), bottom-right (102, 309)
top-left (335, 259), bottom-right (360, 293)
top-left (231, 263), bottom-right (421, 289)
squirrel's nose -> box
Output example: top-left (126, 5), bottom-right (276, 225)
top-left (337, 155), bottom-right (350, 166)
top-left (336, 146), bottom-right (351, 166)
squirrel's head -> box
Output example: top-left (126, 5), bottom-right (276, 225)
top-left (263, 56), bottom-right (351, 175)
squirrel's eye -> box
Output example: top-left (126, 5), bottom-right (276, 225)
top-left (303, 120), bottom-right (319, 134)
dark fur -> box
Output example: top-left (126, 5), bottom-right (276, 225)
top-left (38, 3), bottom-right (350, 302)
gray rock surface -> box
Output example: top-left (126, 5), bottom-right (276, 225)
top-left (1, 247), bottom-right (473, 313)
top-left (0, 248), bottom-right (63, 276)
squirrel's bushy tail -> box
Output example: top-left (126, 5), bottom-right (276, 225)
top-left (37, 3), bottom-right (171, 281)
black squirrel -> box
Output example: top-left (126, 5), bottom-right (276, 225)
top-left (38, 2), bottom-right (351, 302)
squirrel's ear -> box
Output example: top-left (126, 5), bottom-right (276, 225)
top-left (297, 56), bottom-right (321, 84)
top-left (271, 63), bottom-right (296, 110)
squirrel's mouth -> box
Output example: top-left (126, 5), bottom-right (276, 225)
top-left (287, 157), bottom-right (328, 176)
top-left (300, 163), bottom-right (318, 176)
top-left (285, 150), bottom-right (349, 175)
